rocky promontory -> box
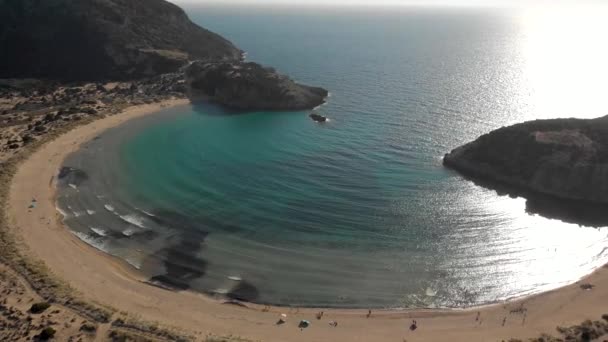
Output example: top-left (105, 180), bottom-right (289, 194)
top-left (0, 0), bottom-right (330, 159)
top-left (0, 0), bottom-right (242, 81)
top-left (185, 61), bottom-right (328, 110)
top-left (444, 116), bottom-right (608, 204)
top-left (1, 0), bottom-right (329, 112)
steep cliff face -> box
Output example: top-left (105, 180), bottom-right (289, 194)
top-left (443, 116), bottom-right (608, 204)
top-left (185, 61), bottom-right (328, 110)
top-left (0, 0), bottom-right (242, 81)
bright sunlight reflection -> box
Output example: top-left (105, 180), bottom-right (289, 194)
top-left (521, 5), bottom-right (608, 119)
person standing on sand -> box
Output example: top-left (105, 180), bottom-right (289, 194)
top-left (367, 309), bottom-right (372, 318)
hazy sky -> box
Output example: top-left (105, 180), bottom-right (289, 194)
top-left (170, 0), bottom-right (603, 7)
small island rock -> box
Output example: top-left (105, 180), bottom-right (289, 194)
top-left (309, 113), bottom-right (327, 122)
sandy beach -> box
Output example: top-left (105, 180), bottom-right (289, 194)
top-left (6, 98), bottom-right (608, 341)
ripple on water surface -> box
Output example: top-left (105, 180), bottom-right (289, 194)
top-left (55, 102), bottom-right (608, 308)
top-left (57, 7), bottom-right (608, 308)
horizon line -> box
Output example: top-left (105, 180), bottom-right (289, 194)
top-left (169, 0), bottom-right (607, 8)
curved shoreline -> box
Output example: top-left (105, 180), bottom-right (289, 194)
top-left (6, 99), bottom-right (608, 341)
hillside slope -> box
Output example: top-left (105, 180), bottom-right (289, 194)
top-left (0, 0), bottom-right (242, 81)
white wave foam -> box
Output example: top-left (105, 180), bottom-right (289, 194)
top-left (86, 210), bottom-right (96, 215)
top-left (119, 214), bottom-right (146, 229)
top-left (122, 228), bottom-right (138, 237)
top-left (125, 257), bottom-right (142, 270)
top-left (104, 204), bottom-right (115, 212)
top-left (56, 206), bottom-right (69, 218)
top-left (214, 288), bottom-right (229, 295)
top-left (228, 276), bottom-right (242, 281)
top-left (90, 227), bottom-right (108, 237)
top-left (74, 211), bottom-right (85, 217)
top-left (68, 184), bottom-right (78, 190)
top-left (141, 210), bottom-right (156, 217)
top-left (71, 231), bottom-right (108, 253)
top-left (134, 207), bottom-right (156, 217)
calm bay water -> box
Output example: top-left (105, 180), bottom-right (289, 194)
top-left (57, 5), bottom-right (608, 308)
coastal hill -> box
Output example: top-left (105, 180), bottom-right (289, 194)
top-left (0, 0), bottom-right (328, 111)
top-left (185, 61), bottom-right (328, 110)
top-left (0, 0), bottom-right (242, 81)
top-left (0, 0), bottom-right (329, 156)
top-left (444, 115), bottom-right (608, 204)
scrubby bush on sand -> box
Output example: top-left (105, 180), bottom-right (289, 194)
top-left (37, 327), bottom-right (56, 340)
top-left (29, 302), bottom-right (50, 314)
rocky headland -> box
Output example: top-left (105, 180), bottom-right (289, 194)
top-left (0, 0), bottom-right (330, 160)
top-left (444, 116), bottom-right (608, 204)
top-left (185, 61), bottom-right (328, 110)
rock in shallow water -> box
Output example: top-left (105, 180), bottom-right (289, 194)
top-left (57, 167), bottom-right (88, 186)
top-left (309, 113), bottom-right (328, 122)
top-left (226, 280), bottom-right (260, 302)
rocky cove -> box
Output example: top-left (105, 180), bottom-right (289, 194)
top-left (3, 3), bottom-right (608, 341)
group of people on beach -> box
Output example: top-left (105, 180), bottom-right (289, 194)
top-left (276, 310), bottom-right (339, 330)
top-left (275, 308), bottom-right (423, 332)
top-left (368, 309), bottom-right (419, 331)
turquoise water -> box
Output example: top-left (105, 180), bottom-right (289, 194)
top-left (56, 5), bottom-right (608, 308)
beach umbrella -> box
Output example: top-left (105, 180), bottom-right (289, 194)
top-left (298, 320), bottom-right (310, 328)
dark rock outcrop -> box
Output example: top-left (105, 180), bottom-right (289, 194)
top-left (443, 115), bottom-right (608, 204)
top-left (185, 61), bottom-right (328, 110)
top-left (0, 0), bottom-right (242, 81)
top-left (309, 113), bottom-right (327, 122)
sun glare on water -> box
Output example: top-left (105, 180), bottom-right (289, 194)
top-left (521, 4), bottom-right (608, 119)
top-left (463, 4), bottom-right (608, 298)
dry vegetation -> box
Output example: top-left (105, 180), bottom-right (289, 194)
top-left (506, 314), bottom-right (608, 341)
